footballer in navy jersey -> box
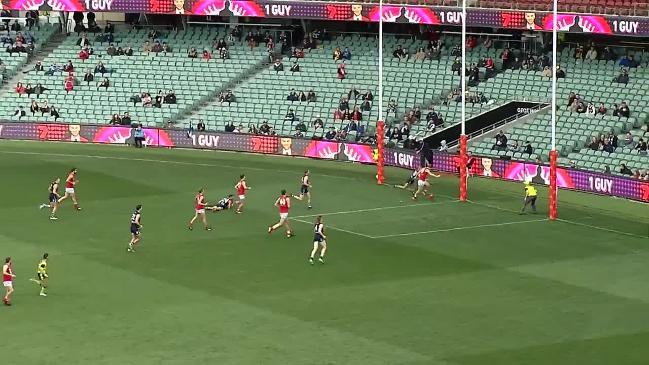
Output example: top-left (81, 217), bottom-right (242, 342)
top-left (40, 178), bottom-right (61, 220)
top-left (309, 216), bottom-right (327, 265)
top-left (128, 205), bottom-right (142, 252)
top-left (208, 195), bottom-right (235, 211)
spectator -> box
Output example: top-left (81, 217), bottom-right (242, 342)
top-left (620, 163), bottom-right (633, 175)
top-left (290, 61), bottom-right (300, 73)
top-left (196, 119), bottom-right (206, 131)
top-left (164, 90), bottom-right (176, 104)
top-left (63, 60), bottom-right (74, 73)
top-left (619, 55), bottom-right (638, 68)
top-left (33, 83), bottom-right (49, 97)
top-left (162, 42), bottom-right (172, 53)
top-left (13, 106), bottom-right (26, 119)
top-left (387, 126), bottom-right (401, 141)
top-left (588, 136), bottom-right (599, 150)
top-left (105, 22), bottom-right (115, 34)
top-left (624, 132), bottom-right (634, 146)
top-left (110, 113), bottom-right (121, 125)
top-left (500, 48), bottom-right (512, 69)
top-left (586, 103), bottom-right (596, 116)
top-left (94, 61), bottom-right (107, 75)
top-left (493, 131), bottom-right (508, 150)
top-left (612, 103), bottom-right (620, 117)
top-left (351, 107), bottom-right (362, 121)
top-left (106, 43), bottom-right (116, 56)
top-left (602, 139), bottom-right (614, 153)
top-left (33, 61), bottom-right (44, 72)
top-left (556, 66), bottom-right (566, 78)
top-left (601, 46), bottom-right (616, 61)
top-left (291, 47), bottom-right (305, 59)
top-left (259, 120), bottom-right (271, 135)
top-left (64, 75), bottom-right (74, 93)
top-left (30, 99), bottom-right (39, 115)
top-left (273, 59), bottom-right (284, 72)
top-left (392, 45), bottom-right (407, 60)
top-left (124, 46), bottom-right (134, 56)
top-left (348, 86), bottom-right (360, 101)
top-left (333, 47), bottom-right (342, 61)
top-left (451, 57), bottom-right (462, 75)
top-left (337, 63), bottom-right (346, 81)
top-left (287, 89), bottom-right (298, 102)
top-left (298, 91), bottom-right (307, 102)
top-left (121, 112), bottom-right (132, 125)
top-left (387, 99), bottom-right (398, 117)
top-left (604, 165), bottom-right (611, 174)
top-left (246, 123), bottom-right (257, 134)
top-left (585, 46), bottom-right (597, 60)
top-left (438, 140), bottom-right (448, 152)
top-left (234, 123), bottom-right (244, 133)
top-left (130, 92), bottom-right (143, 106)
top-left (285, 109), bottom-right (296, 122)
top-left (466, 35), bottom-right (477, 50)
top-left (188, 48), bottom-right (198, 58)
top-left (574, 45), bottom-right (584, 60)
top-left (339, 97), bottom-right (349, 111)
top-left (148, 29), bottom-right (160, 39)
top-left (542, 66), bottom-right (552, 78)
top-left (325, 127), bottom-right (337, 140)
top-left (614, 69), bottom-right (629, 85)
top-left (509, 140), bottom-right (519, 151)
top-left (619, 102), bottom-right (630, 117)
top-left (76, 34), bottom-right (91, 47)
top-left (575, 101), bottom-right (587, 114)
top-left (97, 77), bottom-right (110, 90)
top-left (523, 141), bottom-right (533, 154)
top-left (342, 47), bottom-right (351, 61)
top-left (483, 36), bottom-right (493, 49)
top-left (143, 41), bottom-right (152, 53)
top-left (307, 90), bottom-right (316, 102)
top-left (50, 105), bottom-right (60, 121)
top-left (141, 93), bottom-right (152, 107)
top-left (224, 121), bottom-right (236, 132)
top-left (153, 91), bottom-right (164, 108)
top-left (597, 103), bottom-right (607, 115)
top-left (151, 41), bottom-right (163, 53)
top-left (637, 138), bottom-right (648, 155)
top-left (202, 49), bottom-right (212, 62)
top-left (415, 47), bottom-right (425, 61)
top-left (78, 47), bottom-right (90, 61)
top-left (219, 47), bottom-right (230, 61)
top-left (295, 120), bottom-right (307, 134)
top-left (15, 82), bottom-right (26, 94)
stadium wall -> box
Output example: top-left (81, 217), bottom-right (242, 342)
top-left (0, 121), bottom-right (646, 202)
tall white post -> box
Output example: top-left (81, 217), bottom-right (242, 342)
top-left (460, 0), bottom-right (466, 135)
top-left (551, 0), bottom-right (558, 150)
top-left (378, 0), bottom-right (383, 121)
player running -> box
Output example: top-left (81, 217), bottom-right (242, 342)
top-left (292, 170), bottom-right (312, 209)
top-left (268, 189), bottom-right (294, 237)
top-left (412, 166), bottom-right (440, 200)
top-left (309, 216), bottom-right (327, 265)
top-left (188, 188), bottom-right (211, 231)
top-left (234, 175), bottom-right (251, 214)
top-left (520, 181), bottom-right (538, 214)
top-left (396, 169), bottom-right (418, 190)
top-left (39, 178), bottom-right (61, 220)
top-left (128, 205), bottom-right (143, 252)
top-left (208, 194), bottom-right (235, 212)
top-left (29, 253), bottom-right (49, 296)
top-left (3, 257), bottom-right (15, 306)
top-left (57, 168), bottom-right (81, 210)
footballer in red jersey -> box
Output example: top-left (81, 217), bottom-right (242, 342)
top-left (234, 174), bottom-right (251, 214)
top-left (188, 188), bottom-right (211, 231)
top-left (412, 167), bottom-right (440, 200)
top-left (268, 189), bottom-right (294, 237)
top-left (3, 257), bottom-right (16, 306)
top-left (57, 168), bottom-right (81, 210)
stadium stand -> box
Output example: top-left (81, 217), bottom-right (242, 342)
top-left (0, 22), bottom-right (58, 83)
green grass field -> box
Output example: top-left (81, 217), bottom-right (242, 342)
top-left (1, 140), bottom-right (647, 365)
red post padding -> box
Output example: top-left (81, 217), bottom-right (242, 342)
top-left (376, 120), bottom-right (385, 185)
top-left (549, 149), bottom-right (558, 220)
top-left (459, 134), bottom-right (468, 201)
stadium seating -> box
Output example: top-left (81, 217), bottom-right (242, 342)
top-left (0, 27), bottom-right (267, 126)
top-left (0, 23), bottom-right (58, 82)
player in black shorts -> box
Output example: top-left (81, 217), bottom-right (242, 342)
top-left (396, 169), bottom-right (418, 189)
top-left (128, 205), bottom-right (142, 252)
top-left (208, 195), bottom-right (234, 212)
top-left (39, 178), bottom-right (61, 220)
top-left (309, 216), bottom-right (327, 265)
top-left (292, 170), bottom-right (312, 209)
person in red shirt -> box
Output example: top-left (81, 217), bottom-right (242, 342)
top-left (412, 167), bottom-right (439, 200)
top-left (234, 174), bottom-right (251, 214)
top-left (268, 189), bottom-right (294, 237)
top-left (202, 50), bottom-right (212, 62)
top-left (15, 82), bottom-right (26, 94)
top-left (3, 257), bottom-right (15, 306)
top-left (188, 188), bottom-right (211, 231)
top-left (78, 48), bottom-right (90, 62)
top-left (57, 168), bottom-right (82, 210)
top-left (64, 76), bottom-right (74, 93)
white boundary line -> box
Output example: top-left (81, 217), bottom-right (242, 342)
top-left (372, 218), bottom-right (548, 238)
top-left (292, 200), bottom-right (460, 219)
top-left (292, 218), bottom-right (375, 239)
top-left (555, 219), bottom-right (647, 239)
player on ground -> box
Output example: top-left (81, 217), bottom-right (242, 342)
top-left (292, 170), bottom-right (312, 209)
top-left (29, 253), bottom-right (49, 296)
top-left (268, 189), bottom-right (294, 237)
top-left (520, 181), bottom-right (538, 214)
top-left (309, 216), bottom-right (327, 265)
top-left (39, 178), bottom-right (61, 220)
top-left (208, 194), bottom-right (235, 212)
top-left (3, 257), bottom-right (15, 306)
top-left (189, 189), bottom-right (211, 231)
top-left (128, 205), bottom-right (143, 252)
top-left (396, 169), bottom-right (418, 189)
top-left (412, 166), bottom-right (440, 200)
top-left (234, 175), bottom-right (251, 214)
top-left (57, 168), bottom-right (81, 210)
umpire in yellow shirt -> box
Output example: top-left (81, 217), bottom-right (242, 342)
top-left (521, 180), bottom-right (538, 214)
